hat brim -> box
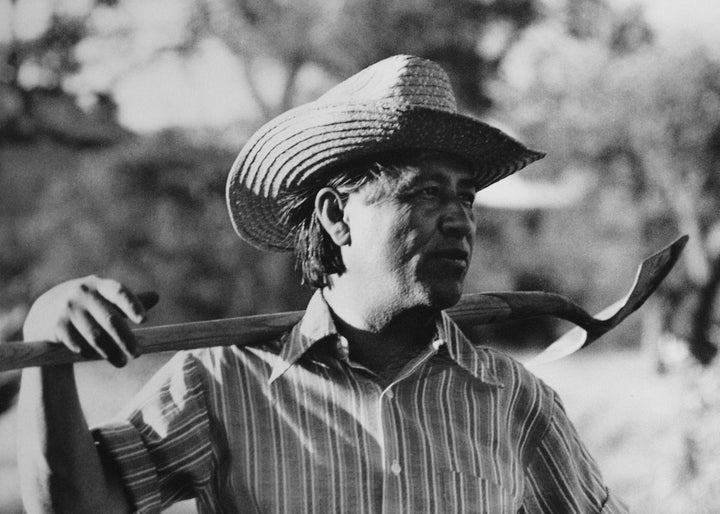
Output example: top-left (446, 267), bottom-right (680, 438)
top-left (227, 104), bottom-right (544, 251)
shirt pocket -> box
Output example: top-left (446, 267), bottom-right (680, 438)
top-left (440, 468), bottom-right (517, 514)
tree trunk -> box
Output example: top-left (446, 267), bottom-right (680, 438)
top-left (688, 253), bottom-right (720, 364)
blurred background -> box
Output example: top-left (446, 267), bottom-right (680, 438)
top-left (1, 0), bottom-right (720, 512)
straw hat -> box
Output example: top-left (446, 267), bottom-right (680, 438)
top-left (227, 54), bottom-right (544, 251)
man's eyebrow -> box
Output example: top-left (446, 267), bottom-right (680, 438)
top-left (406, 172), bottom-right (452, 186)
top-left (393, 170), bottom-right (476, 193)
top-left (415, 172), bottom-right (477, 190)
top-left (457, 176), bottom-right (477, 190)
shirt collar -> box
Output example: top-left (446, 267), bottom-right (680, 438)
top-left (269, 290), bottom-right (337, 383)
top-left (268, 290), bottom-right (503, 387)
top-left (436, 311), bottom-right (504, 388)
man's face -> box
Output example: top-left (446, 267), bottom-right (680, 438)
top-left (340, 154), bottom-right (477, 311)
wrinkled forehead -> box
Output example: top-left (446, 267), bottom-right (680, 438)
top-left (406, 152), bottom-right (477, 186)
top-left (368, 151), bottom-right (477, 194)
top-left (337, 150), bottom-right (477, 205)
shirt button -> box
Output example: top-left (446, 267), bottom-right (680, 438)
top-left (336, 337), bottom-right (349, 359)
top-left (385, 389), bottom-right (394, 400)
top-left (390, 460), bottom-right (402, 475)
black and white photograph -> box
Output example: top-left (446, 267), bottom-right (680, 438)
top-left (1, 0), bottom-right (719, 512)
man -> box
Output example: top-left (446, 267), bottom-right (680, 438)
top-left (18, 55), bottom-right (627, 513)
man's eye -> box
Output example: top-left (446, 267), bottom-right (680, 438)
top-left (459, 192), bottom-right (476, 206)
top-left (420, 186), bottom-right (441, 198)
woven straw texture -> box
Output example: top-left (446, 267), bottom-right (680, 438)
top-left (227, 55), bottom-right (544, 251)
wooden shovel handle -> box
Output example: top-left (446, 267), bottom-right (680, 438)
top-left (0, 236), bottom-right (687, 371)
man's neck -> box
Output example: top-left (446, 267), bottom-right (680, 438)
top-left (321, 285), bottom-right (439, 383)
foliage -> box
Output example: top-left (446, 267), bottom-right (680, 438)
top-left (490, 20), bottom-right (720, 510)
top-left (495, 20), bottom-right (720, 361)
top-left (0, 3), bottom-right (129, 143)
top-left (68, 0), bottom-right (545, 115)
top-left (3, 12), bottom-right (86, 88)
top-left (12, 131), bottom-right (311, 323)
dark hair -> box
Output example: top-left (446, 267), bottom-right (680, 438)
top-left (279, 151), bottom-right (471, 288)
top-left (279, 158), bottom-right (381, 288)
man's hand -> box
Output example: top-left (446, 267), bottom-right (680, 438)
top-left (18, 275), bottom-right (151, 512)
top-left (23, 275), bottom-right (158, 368)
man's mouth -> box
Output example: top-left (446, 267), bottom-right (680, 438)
top-left (429, 248), bottom-right (470, 267)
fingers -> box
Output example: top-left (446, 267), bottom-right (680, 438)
top-left (54, 321), bottom-right (84, 355)
top-left (85, 291), bottom-right (140, 360)
top-left (80, 280), bottom-right (160, 367)
top-left (95, 278), bottom-right (149, 324)
top-left (26, 276), bottom-right (161, 368)
top-left (69, 308), bottom-right (127, 367)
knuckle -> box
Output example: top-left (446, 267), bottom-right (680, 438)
top-left (73, 275), bottom-right (98, 291)
top-left (71, 285), bottom-right (93, 304)
top-left (102, 278), bottom-right (124, 295)
top-left (53, 323), bottom-right (69, 340)
top-left (57, 316), bottom-right (72, 331)
top-left (86, 288), bottom-right (103, 302)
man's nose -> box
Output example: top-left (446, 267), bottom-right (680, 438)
top-left (439, 199), bottom-right (475, 238)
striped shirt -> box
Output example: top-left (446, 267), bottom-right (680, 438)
top-left (93, 291), bottom-right (628, 513)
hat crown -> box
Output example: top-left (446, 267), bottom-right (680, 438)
top-left (315, 55), bottom-right (457, 113)
top-left (227, 54), bottom-right (543, 251)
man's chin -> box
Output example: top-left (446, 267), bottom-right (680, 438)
top-left (424, 282), bottom-right (464, 310)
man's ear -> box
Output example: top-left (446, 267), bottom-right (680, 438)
top-left (315, 187), bottom-right (350, 246)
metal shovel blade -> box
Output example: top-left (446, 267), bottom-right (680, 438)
top-left (527, 234), bottom-right (688, 368)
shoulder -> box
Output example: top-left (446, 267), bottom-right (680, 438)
top-left (164, 332), bottom-right (289, 384)
top-left (477, 346), bottom-right (557, 405)
top-left (475, 346), bottom-right (559, 455)
top-left (441, 313), bottom-right (557, 412)
top-left (177, 330), bottom-right (285, 365)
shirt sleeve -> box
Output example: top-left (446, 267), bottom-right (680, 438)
top-left (91, 351), bottom-right (215, 513)
top-left (520, 392), bottom-right (629, 514)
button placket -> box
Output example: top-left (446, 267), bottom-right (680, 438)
top-left (381, 387), bottom-right (399, 474)
top-left (379, 385), bottom-right (402, 513)
top-left (379, 339), bottom-right (445, 513)
top-left (379, 386), bottom-right (399, 468)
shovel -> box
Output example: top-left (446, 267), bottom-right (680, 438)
top-left (0, 236), bottom-right (688, 372)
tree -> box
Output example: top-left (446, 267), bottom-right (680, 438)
top-left (492, 15), bottom-right (720, 509)
top-left (130, 0), bottom-right (544, 116)
top-left (15, 131), bottom-right (310, 324)
top-left (496, 17), bottom-right (720, 363)
top-left (0, 1), bottom-right (128, 144)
